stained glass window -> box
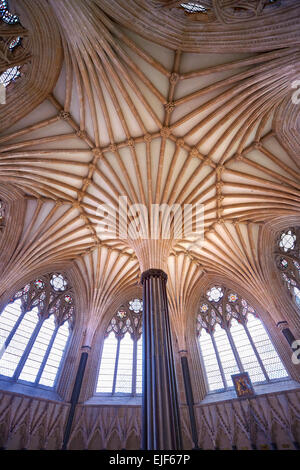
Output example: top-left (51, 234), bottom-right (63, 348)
top-left (129, 298), bottom-right (143, 314)
top-left (181, 3), bottom-right (207, 13)
top-left (276, 228), bottom-right (300, 310)
top-left (279, 230), bottom-right (296, 252)
top-left (0, 273), bottom-right (74, 388)
top-left (0, 66), bottom-right (21, 87)
top-left (0, 1), bottom-right (23, 88)
top-left (197, 286), bottom-right (288, 393)
top-left (50, 273), bottom-right (68, 292)
top-left (0, 0), bottom-right (19, 24)
top-left (96, 298), bottom-right (143, 396)
top-left (9, 36), bottom-right (21, 50)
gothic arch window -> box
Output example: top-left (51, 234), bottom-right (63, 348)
top-left (275, 228), bottom-right (300, 310)
top-left (0, 65), bottom-right (21, 87)
top-left (181, 3), bottom-right (207, 14)
top-left (197, 286), bottom-right (288, 393)
top-left (0, 0), bottom-right (19, 24)
top-left (0, 273), bottom-right (74, 388)
top-left (96, 298), bottom-right (143, 396)
top-left (0, 36), bottom-right (22, 87)
top-left (0, 1), bottom-right (23, 88)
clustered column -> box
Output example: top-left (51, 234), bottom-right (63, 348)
top-left (141, 268), bottom-right (182, 450)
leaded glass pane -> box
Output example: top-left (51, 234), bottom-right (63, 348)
top-left (0, 298), bottom-right (22, 347)
top-left (19, 315), bottom-right (56, 383)
top-left (0, 66), bottom-right (21, 87)
top-left (197, 285), bottom-right (289, 394)
top-left (294, 286), bottom-right (300, 307)
top-left (50, 273), bottom-right (67, 292)
top-left (276, 227), bottom-right (300, 311)
top-left (39, 321), bottom-right (70, 387)
top-left (115, 333), bottom-right (134, 394)
top-left (207, 286), bottom-right (223, 302)
top-left (0, 273), bottom-right (74, 387)
top-left (97, 298), bottom-right (143, 396)
top-left (279, 230), bottom-right (296, 252)
top-left (199, 328), bottom-right (224, 391)
top-left (129, 298), bottom-right (143, 313)
top-left (96, 332), bottom-right (118, 393)
top-left (181, 3), bottom-right (207, 13)
top-left (0, 308), bottom-right (39, 377)
top-left (136, 336), bottom-right (143, 394)
top-left (213, 324), bottom-right (239, 386)
top-left (0, 0), bottom-right (19, 23)
top-left (246, 314), bottom-right (288, 380)
top-left (230, 319), bottom-right (265, 383)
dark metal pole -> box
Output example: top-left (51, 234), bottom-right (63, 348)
top-left (141, 268), bottom-right (182, 450)
top-left (276, 321), bottom-right (296, 347)
top-left (180, 353), bottom-right (199, 449)
top-left (61, 346), bottom-right (90, 450)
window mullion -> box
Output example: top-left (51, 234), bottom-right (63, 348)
top-left (132, 338), bottom-right (138, 396)
top-left (210, 331), bottom-right (227, 389)
top-left (13, 317), bottom-right (44, 381)
top-left (34, 324), bottom-right (59, 385)
top-left (243, 322), bottom-right (270, 382)
top-left (112, 337), bottom-right (121, 395)
top-left (225, 327), bottom-right (244, 373)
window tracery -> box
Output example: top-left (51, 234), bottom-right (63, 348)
top-left (197, 285), bottom-right (288, 392)
top-left (168, 0), bottom-right (283, 23)
top-left (0, 273), bottom-right (74, 388)
top-left (0, 0), bottom-right (19, 24)
top-left (276, 228), bottom-right (300, 309)
top-left (0, 65), bottom-right (20, 87)
top-left (181, 3), bottom-right (207, 13)
top-left (0, 1), bottom-right (23, 88)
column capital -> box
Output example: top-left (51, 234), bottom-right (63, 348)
top-left (141, 268), bottom-right (168, 284)
top-left (276, 320), bottom-right (289, 332)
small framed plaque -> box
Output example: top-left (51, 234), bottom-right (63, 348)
top-left (231, 372), bottom-right (255, 399)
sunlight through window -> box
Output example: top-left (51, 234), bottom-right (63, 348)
top-left (0, 273), bottom-right (74, 388)
top-left (197, 286), bottom-right (289, 392)
top-left (96, 298), bottom-right (143, 396)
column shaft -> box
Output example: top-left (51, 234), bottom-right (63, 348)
top-left (62, 349), bottom-right (89, 450)
top-left (141, 269), bottom-right (182, 450)
top-left (277, 321), bottom-right (296, 347)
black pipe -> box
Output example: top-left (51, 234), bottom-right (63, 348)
top-left (61, 350), bottom-right (89, 450)
top-left (180, 355), bottom-right (199, 449)
top-left (141, 268), bottom-right (182, 450)
top-left (277, 322), bottom-right (296, 347)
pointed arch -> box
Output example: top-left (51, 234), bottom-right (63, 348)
top-left (196, 283), bottom-right (289, 393)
